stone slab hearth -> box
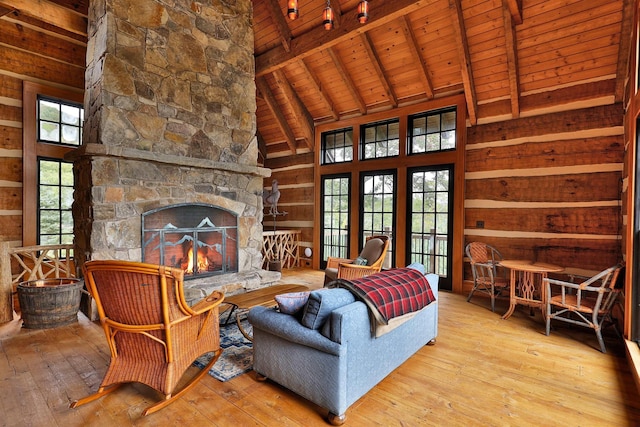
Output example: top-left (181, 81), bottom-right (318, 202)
top-left (182, 269), bottom-right (281, 307)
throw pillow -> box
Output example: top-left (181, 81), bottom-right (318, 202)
top-left (354, 256), bottom-right (368, 265)
top-left (275, 291), bottom-right (310, 315)
top-left (301, 288), bottom-right (355, 330)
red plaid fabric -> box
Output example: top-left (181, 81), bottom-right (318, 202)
top-left (334, 268), bottom-right (435, 324)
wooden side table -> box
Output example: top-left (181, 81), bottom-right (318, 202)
top-left (222, 283), bottom-right (309, 340)
top-left (499, 260), bottom-right (564, 320)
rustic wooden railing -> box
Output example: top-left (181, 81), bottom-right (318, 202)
top-left (0, 242), bottom-right (76, 323)
top-left (262, 230), bottom-right (300, 270)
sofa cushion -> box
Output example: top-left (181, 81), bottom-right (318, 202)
top-left (301, 288), bottom-right (355, 330)
top-left (275, 291), bottom-right (311, 315)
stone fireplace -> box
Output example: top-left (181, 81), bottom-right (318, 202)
top-left (69, 0), bottom-right (278, 301)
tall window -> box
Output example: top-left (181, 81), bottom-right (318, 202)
top-left (360, 171), bottom-right (395, 267)
top-left (23, 82), bottom-right (83, 246)
top-left (361, 119), bottom-right (399, 160)
top-left (321, 175), bottom-right (351, 261)
top-left (408, 167), bottom-right (453, 276)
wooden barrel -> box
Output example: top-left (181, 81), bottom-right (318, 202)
top-left (17, 278), bottom-right (82, 329)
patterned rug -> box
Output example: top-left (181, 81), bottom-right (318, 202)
top-left (193, 321), bottom-right (253, 382)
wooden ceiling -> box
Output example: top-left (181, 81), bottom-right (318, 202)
top-left (0, 0), bottom-right (632, 157)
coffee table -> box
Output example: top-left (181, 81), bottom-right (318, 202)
top-left (222, 284), bottom-right (310, 341)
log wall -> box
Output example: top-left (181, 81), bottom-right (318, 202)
top-left (464, 103), bottom-right (624, 292)
top-left (0, 15), bottom-right (86, 248)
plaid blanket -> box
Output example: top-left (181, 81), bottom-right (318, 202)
top-left (330, 268), bottom-right (435, 325)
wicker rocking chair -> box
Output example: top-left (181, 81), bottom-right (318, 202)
top-left (70, 260), bottom-right (224, 415)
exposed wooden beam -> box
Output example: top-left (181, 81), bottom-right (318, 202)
top-left (449, 0), bottom-right (477, 125)
top-left (264, 0), bottom-right (292, 52)
top-left (298, 59), bottom-right (339, 121)
top-left (256, 76), bottom-right (297, 154)
top-left (327, 46), bottom-right (367, 115)
top-left (256, 0), bottom-right (426, 77)
top-left (0, 0), bottom-right (87, 36)
top-left (272, 68), bottom-right (315, 150)
top-left (0, 5), bottom-right (12, 17)
top-left (361, 32), bottom-right (398, 108)
top-left (504, 0), bottom-right (522, 25)
top-left (502, 0), bottom-right (520, 119)
top-left (615, 0), bottom-right (633, 103)
top-left (256, 130), bottom-right (267, 164)
top-left (400, 15), bottom-right (434, 99)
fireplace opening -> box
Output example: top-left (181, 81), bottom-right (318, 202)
top-left (142, 204), bottom-right (238, 279)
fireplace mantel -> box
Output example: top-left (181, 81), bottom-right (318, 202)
top-left (67, 143), bottom-right (271, 179)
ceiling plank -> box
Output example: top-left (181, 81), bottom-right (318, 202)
top-left (256, 76), bottom-right (297, 154)
top-left (449, 0), bottom-right (477, 125)
top-left (328, 46), bottom-right (367, 115)
top-left (615, 0), bottom-right (633, 103)
top-left (505, 0), bottom-right (522, 25)
top-left (298, 59), bottom-right (339, 121)
top-left (361, 32), bottom-right (398, 108)
top-left (273, 68), bottom-right (315, 150)
top-left (264, 0), bottom-right (292, 52)
top-left (502, 0), bottom-right (520, 119)
top-left (400, 15), bottom-right (433, 99)
top-left (256, 0), bottom-right (425, 77)
top-left (0, 0), bottom-right (87, 36)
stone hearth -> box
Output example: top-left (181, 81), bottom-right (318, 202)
top-left (69, 0), bottom-right (277, 298)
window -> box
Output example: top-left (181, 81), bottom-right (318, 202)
top-left (321, 175), bottom-right (351, 260)
top-left (361, 119), bottom-right (399, 160)
top-left (409, 108), bottom-right (456, 154)
top-left (38, 97), bottom-right (83, 146)
top-left (23, 82), bottom-right (83, 246)
top-left (321, 128), bottom-right (353, 164)
top-left (408, 167), bottom-right (453, 276)
top-left (316, 97), bottom-right (464, 290)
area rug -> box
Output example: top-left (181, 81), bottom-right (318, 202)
top-left (193, 321), bottom-right (253, 382)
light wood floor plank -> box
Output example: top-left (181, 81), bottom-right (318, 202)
top-left (0, 267), bottom-right (638, 426)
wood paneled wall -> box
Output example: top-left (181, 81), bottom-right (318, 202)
top-left (0, 13), bottom-right (86, 247)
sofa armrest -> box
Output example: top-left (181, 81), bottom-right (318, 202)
top-left (322, 301), bottom-right (372, 344)
top-left (248, 306), bottom-right (343, 356)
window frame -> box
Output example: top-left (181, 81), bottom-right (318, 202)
top-left (23, 82), bottom-right (83, 246)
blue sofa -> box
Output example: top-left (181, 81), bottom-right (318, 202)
top-left (247, 269), bottom-right (438, 425)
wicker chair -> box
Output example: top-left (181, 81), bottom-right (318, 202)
top-left (465, 242), bottom-right (509, 312)
top-left (70, 260), bottom-right (224, 415)
top-left (324, 235), bottom-right (390, 284)
top-left (544, 263), bottom-right (624, 353)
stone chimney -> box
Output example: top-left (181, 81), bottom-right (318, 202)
top-left (69, 0), bottom-right (270, 291)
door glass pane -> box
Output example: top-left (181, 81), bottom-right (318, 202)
top-left (408, 167), bottom-right (452, 284)
top-left (321, 175), bottom-right (350, 263)
top-left (361, 171), bottom-right (395, 268)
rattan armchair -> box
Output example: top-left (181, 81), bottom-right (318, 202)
top-left (544, 263), bottom-right (624, 353)
top-left (70, 260), bottom-right (224, 415)
top-left (465, 241), bottom-right (509, 312)
top-left (324, 235), bottom-right (390, 284)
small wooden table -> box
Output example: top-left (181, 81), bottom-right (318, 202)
top-left (499, 260), bottom-right (564, 320)
top-left (222, 284), bottom-right (309, 341)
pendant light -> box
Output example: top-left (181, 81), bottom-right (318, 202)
top-left (323, 0), bottom-right (334, 30)
top-left (287, 0), bottom-right (299, 20)
top-left (357, 1), bottom-right (369, 24)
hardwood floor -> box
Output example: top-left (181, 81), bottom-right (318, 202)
top-left (1, 268), bottom-right (639, 426)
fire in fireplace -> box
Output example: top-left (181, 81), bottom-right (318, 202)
top-left (142, 204), bottom-right (238, 279)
